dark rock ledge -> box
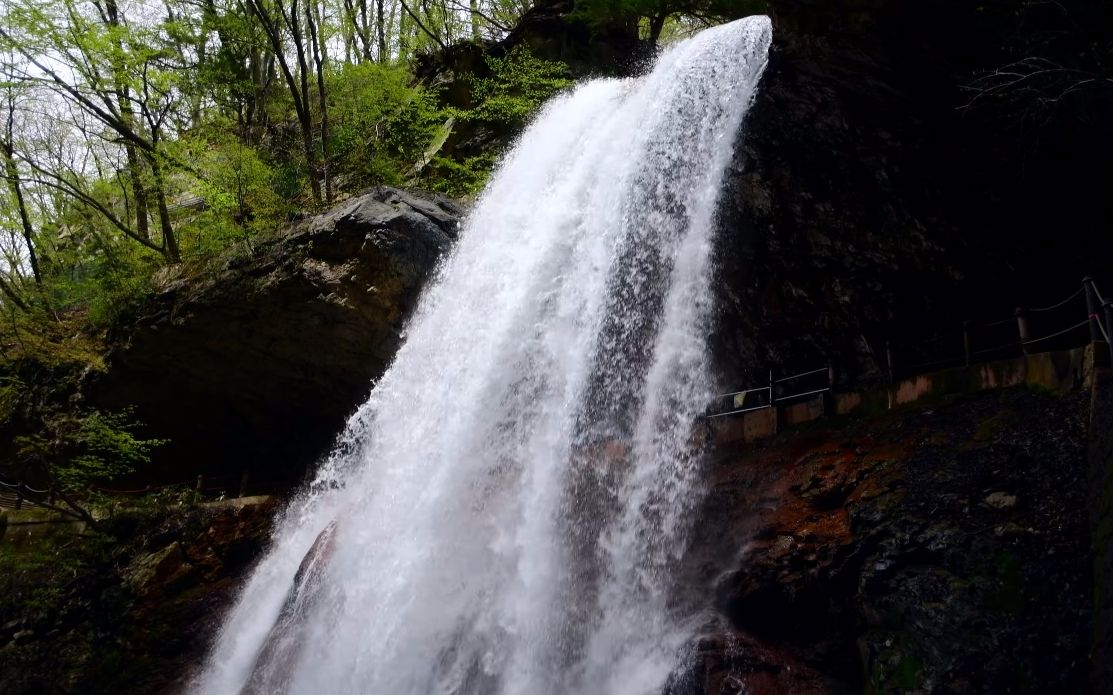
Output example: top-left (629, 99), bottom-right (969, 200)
top-left (86, 187), bottom-right (464, 482)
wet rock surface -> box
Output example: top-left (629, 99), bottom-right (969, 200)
top-left (86, 187), bottom-right (463, 482)
top-left (0, 498), bottom-right (278, 694)
top-left (678, 386), bottom-right (1093, 693)
top-left (711, 1), bottom-right (1113, 387)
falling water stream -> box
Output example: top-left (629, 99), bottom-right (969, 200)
top-left (194, 16), bottom-right (771, 695)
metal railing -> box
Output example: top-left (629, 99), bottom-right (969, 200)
top-left (0, 478), bottom-right (52, 511)
top-left (886, 276), bottom-right (1112, 380)
top-left (709, 276), bottom-right (1113, 420)
top-left (708, 366), bottom-right (832, 419)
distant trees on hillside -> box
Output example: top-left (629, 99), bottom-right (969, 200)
top-left (0, 0), bottom-right (540, 322)
top-left (0, 0), bottom-right (753, 331)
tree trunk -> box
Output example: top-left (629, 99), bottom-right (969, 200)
top-left (376, 0), bottom-right (387, 61)
top-left (648, 12), bottom-right (668, 47)
top-left (1, 135), bottom-right (42, 285)
top-left (247, 0), bottom-right (322, 204)
top-left (288, 0), bottom-right (323, 205)
top-left (149, 157), bottom-right (181, 263)
top-left (306, 0), bottom-right (332, 203)
top-left (104, 0), bottom-right (152, 240)
top-left (0, 275), bottom-right (28, 312)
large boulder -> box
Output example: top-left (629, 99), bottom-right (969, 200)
top-left (86, 187), bottom-right (464, 482)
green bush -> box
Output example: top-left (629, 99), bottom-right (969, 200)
top-left (327, 62), bottom-right (445, 187)
top-left (174, 130), bottom-right (291, 259)
top-left (466, 48), bottom-right (573, 127)
top-left (14, 408), bottom-right (167, 492)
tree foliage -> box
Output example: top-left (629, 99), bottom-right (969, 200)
top-left (16, 408), bottom-right (168, 492)
top-left (573, 0), bottom-right (764, 44)
top-left (0, 0), bottom-right (740, 496)
top-left (467, 47), bottom-right (573, 126)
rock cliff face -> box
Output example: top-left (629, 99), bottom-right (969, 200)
top-left (0, 499), bottom-right (278, 694)
top-left (20, 5), bottom-right (1101, 692)
top-left (82, 1), bottom-right (1113, 482)
top-left (86, 187), bottom-right (463, 481)
top-left (1089, 373), bottom-right (1113, 688)
top-left (711, 0), bottom-right (1113, 387)
top-left (672, 385), bottom-right (1094, 694)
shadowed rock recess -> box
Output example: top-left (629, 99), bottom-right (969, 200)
top-left (87, 187), bottom-right (463, 481)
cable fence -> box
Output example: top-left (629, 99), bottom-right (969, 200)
top-left (710, 276), bottom-right (1113, 419)
top-left (885, 276), bottom-right (1111, 382)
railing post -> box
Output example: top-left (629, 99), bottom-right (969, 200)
top-left (963, 320), bottom-right (972, 367)
top-left (194, 474), bottom-right (204, 504)
top-left (885, 340), bottom-right (894, 383)
top-left (824, 363), bottom-right (835, 417)
top-left (1104, 299), bottom-right (1113, 367)
top-left (768, 369), bottom-right (774, 405)
top-left (1016, 307), bottom-right (1032, 355)
top-left (239, 470), bottom-right (250, 499)
top-left (1085, 276), bottom-right (1103, 344)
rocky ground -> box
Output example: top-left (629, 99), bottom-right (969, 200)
top-left (0, 498), bottom-right (277, 694)
top-left (0, 383), bottom-right (1101, 694)
top-left (676, 385), bottom-right (1094, 693)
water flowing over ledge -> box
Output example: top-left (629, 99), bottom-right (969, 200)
top-left (193, 16), bottom-right (772, 695)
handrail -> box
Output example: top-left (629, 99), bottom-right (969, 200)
top-left (776, 386), bottom-right (831, 401)
top-left (716, 385), bottom-right (770, 399)
top-left (706, 403), bottom-right (774, 419)
top-left (1030, 286), bottom-right (1084, 313)
top-left (1021, 318), bottom-right (1091, 346)
top-left (774, 367), bottom-right (828, 384)
top-left (971, 340), bottom-right (1022, 357)
top-left (711, 275), bottom-right (1113, 421)
top-left (710, 366), bottom-right (830, 419)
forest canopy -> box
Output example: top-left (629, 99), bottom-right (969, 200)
top-left (0, 0), bottom-right (750, 498)
top-left (0, 0), bottom-right (745, 339)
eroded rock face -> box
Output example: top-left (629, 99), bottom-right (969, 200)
top-left (87, 187), bottom-right (464, 481)
top-left (710, 1), bottom-right (1113, 388)
top-left (674, 387), bottom-right (1092, 693)
top-left (0, 499), bottom-right (278, 695)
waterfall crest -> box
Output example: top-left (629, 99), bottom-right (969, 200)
top-left (194, 16), bottom-right (771, 695)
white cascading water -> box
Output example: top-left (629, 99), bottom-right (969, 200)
top-left (194, 16), bottom-right (771, 695)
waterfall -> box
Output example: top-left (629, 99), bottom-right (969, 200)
top-left (194, 16), bottom-right (771, 695)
